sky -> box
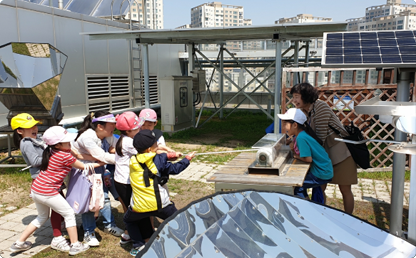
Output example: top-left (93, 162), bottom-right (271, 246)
top-left (163, 0), bottom-right (416, 29)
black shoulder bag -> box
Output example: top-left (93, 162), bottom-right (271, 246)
top-left (329, 122), bottom-right (371, 169)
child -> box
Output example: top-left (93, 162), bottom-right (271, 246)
top-left (278, 108), bottom-right (333, 199)
top-left (139, 109), bottom-right (174, 153)
top-left (10, 126), bottom-right (103, 255)
top-left (12, 113), bottom-right (71, 252)
top-left (114, 112), bottom-right (148, 244)
top-left (71, 111), bottom-right (124, 246)
top-left (124, 129), bottom-right (195, 256)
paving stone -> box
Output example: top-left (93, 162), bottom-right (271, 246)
top-left (13, 208), bottom-right (37, 216)
top-left (0, 239), bottom-right (15, 251)
top-left (33, 227), bottom-right (53, 237)
top-left (0, 221), bottom-right (22, 231)
top-left (27, 203), bottom-right (37, 209)
top-left (1, 213), bottom-right (20, 222)
top-left (5, 206), bottom-right (17, 212)
top-left (0, 229), bottom-right (17, 242)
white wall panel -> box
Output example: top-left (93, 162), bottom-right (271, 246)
top-left (54, 17), bottom-right (86, 107)
top-left (0, 5), bottom-right (19, 45)
top-left (18, 8), bottom-right (54, 44)
top-left (108, 37), bottom-right (130, 74)
top-left (83, 23), bottom-right (109, 75)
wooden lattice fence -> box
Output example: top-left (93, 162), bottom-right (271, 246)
top-left (282, 67), bottom-right (414, 169)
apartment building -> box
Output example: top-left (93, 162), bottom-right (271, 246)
top-left (347, 0), bottom-right (416, 31)
top-left (191, 2), bottom-right (245, 28)
top-left (128, 0), bottom-right (164, 29)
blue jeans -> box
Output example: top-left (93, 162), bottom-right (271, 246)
top-left (294, 172), bottom-right (332, 199)
top-left (82, 167), bottom-right (117, 234)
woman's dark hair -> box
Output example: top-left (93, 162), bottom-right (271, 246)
top-left (40, 145), bottom-right (57, 171)
top-left (288, 120), bottom-right (323, 146)
top-left (290, 82), bottom-right (319, 104)
top-left (75, 110), bottom-right (111, 141)
top-left (13, 130), bottom-right (23, 148)
top-left (115, 131), bottom-right (127, 157)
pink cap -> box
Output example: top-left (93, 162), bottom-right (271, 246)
top-left (116, 112), bottom-right (144, 131)
top-left (42, 126), bottom-right (77, 146)
top-left (139, 108), bottom-right (157, 122)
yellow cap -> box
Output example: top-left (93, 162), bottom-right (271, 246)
top-left (11, 113), bottom-right (40, 130)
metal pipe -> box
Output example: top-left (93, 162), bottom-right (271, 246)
top-left (58, 0), bottom-right (63, 9)
top-left (274, 40), bottom-right (283, 134)
top-left (304, 41), bottom-right (310, 82)
top-left (390, 70), bottom-right (411, 237)
top-left (293, 41), bottom-right (299, 85)
top-left (187, 44), bottom-right (195, 126)
top-left (409, 134), bottom-right (416, 244)
top-left (142, 43), bottom-right (150, 108)
top-left (219, 44), bottom-right (224, 118)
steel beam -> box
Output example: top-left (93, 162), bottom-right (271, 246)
top-left (274, 40), bottom-right (283, 134)
top-left (220, 44), bottom-right (224, 118)
top-left (141, 43), bottom-right (150, 108)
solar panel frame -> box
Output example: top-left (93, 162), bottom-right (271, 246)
top-left (322, 30), bottom-right (416, 68)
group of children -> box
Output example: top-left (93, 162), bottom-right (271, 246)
top-left (8, 107), bottom-right (332, 256)
top-left (9, 109), bottom-right (195, 256)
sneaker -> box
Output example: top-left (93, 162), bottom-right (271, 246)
top-left (69, 241), bottom-right (89, 255)
top-left (120, 232), bottom-right (131, 245)
top-left (51, 236), bottom-right (70, 252)
top-left (104, 226), bottom-right (124, 237)
top-left (130, 245), bottom-right (145, 256)
top-left (10, 241), bottom-right (32, 253)
top-left (84, 232), bottom-right (100, 247)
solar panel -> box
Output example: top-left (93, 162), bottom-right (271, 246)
top-left (322, 31), bottom-right (416, 67)
top-left (137, 191), bottom-right (416, 258)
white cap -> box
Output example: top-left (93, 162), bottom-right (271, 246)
top-left (42, 126), bottom-right (77, 146)
top-left (277, 108), bottom-right (307, 124)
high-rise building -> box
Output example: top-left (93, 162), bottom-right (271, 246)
top-left (128, 0), bottom-right (164, 29)
top-left (347, 0), bottom-right (416, 31)
top-left (191, 2), bottom-right (245, 28)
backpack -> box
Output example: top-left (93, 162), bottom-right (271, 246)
top-left (329, 122), bottom-right (371, 169)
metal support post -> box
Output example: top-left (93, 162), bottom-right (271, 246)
top-left (274, 39), bottom-right (282, 135)
top-left (219, 44), bottom-right (224, 118)
top-left (409, 135), bottom-right (416, 244)
top-left (294, 41), bottom-right (299, 85)
top-left (390, 70), bottom-right (410, 237)
top-left (188, 44), bottom-right (195, 126)
top-left (304, 41), bottom-right (310, 82)
top-left (142, 43), bottom-right (150, 108)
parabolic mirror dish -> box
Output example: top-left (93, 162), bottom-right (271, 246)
top-left (0, 43), bottom-right (67, 111)
top-left (138, 191), bottom-right (416, 258)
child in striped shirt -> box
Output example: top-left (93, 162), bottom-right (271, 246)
top-left (10, 126), bottom-right (103, 255)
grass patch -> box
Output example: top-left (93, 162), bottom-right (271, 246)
top-left (0, 166), bottom-right (33, 214)
top-left (358, 171), bottom-right (410, 181)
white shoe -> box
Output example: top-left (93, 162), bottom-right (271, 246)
top-left (104, 226), bottom-right (124, 237)
top-left (51, 236), bottom-right (70, 252)
top-left (69, 241), bottom-right (89, 255)
top-left (84, 232), bottom-right (99, 247)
